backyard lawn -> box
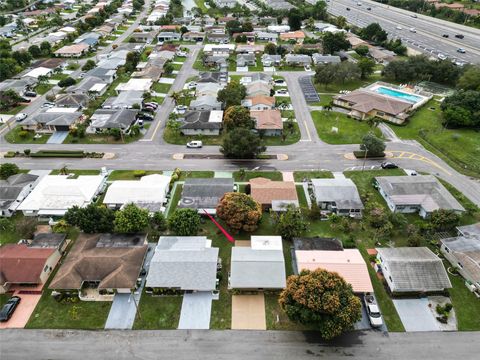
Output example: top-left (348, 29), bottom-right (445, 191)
top-left (107, 170), bottom-right (163, 181)
top-left (447, 272), bottom-right (480, 331)
top-left (133, 292), bottom-right (183, 329)
top-left (311, 111), bottom-right (383, 144)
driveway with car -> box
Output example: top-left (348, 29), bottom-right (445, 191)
top-left (393, 298), bottom-right (441, 331)
top-left (177, 292), bottom-right (213, 329)
top-left (0, 293), bottom-right (42, 329)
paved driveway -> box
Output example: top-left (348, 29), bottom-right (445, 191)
top-left (46, 131), bottom-right (69, 144)
top-left (178, 292), bottom-right (213, 329)
top-left (231, 294), bottom-right (266, 330)
top-left (0, 293), bottom-right (42, 329)
top-left (393, 298), bottom-right (441, 332)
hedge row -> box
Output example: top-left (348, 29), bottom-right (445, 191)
top-left (353, 151), bottom-right (386, 159)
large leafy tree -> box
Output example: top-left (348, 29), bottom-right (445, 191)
top-left (288, 8), bottom-right (303, 31)
top-left (223, 106), bottom-right (254, 131)
top-left (64, 204), bottom-right (115, 233)
top-left (221, 128), bottom-right (265, 159)
top-left (360, 23), bottom-right (388, 44)
top-left (279, 269), bottom-right (362, 340)
top-left (360, 132), bottom-right (386, 156)
top-left (441, 90), bottom-right (480, 128)
top-left (457, 65), bottom-right (480, 91)
top-left (217, 81), bottom-right (246, 109)
top-left (314, 63), bottom-right (337, 89)
top-left (0, 163), bottom-right (19, 179)
top-left (321, 32), bottom-right (349, 55)
top-left (168, 208), bottom-right (201, 236)
top-left (357, 58), bottom-right (375, 79)
top-left (270, 204), bottom-right (308, 240)
top-left (429, 209), bottom-right (460, 232)
top-left (114, 203), bottom-right (150, 233)
top-left (216, 192), bottom-right (262, 233)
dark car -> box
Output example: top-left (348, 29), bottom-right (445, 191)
top-left (142, 106), bottom-right (156, 113)
top-left (23, 91), bottom-right (37, 97)
top-left (381, 161), bottom-right (398, 169)
top-left (346, 7), bottom-right (350, 10)
top-left (455, 34), bottom-right (464, 39)
top-left (136, 113), bottom-right (154, 121)
top-left (0, 296), bottom-right (21, 322)
top-left (442, 34), bottom-right (449, 38)
top-left (366, 7), bottom-right (371, 10)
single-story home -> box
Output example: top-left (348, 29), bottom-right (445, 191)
top-left (146, 236), bottom-right (219, 292)
top-left (130, 31), bottom-right (157, 44)
top-left (279, 31), bottom-right (305, 43)
top-left (189, 95), bottom-right (223, 111)
top-left (232, 32), bottom-right (256, 42)
top-left (17, 174), bottom-right (106, 217)
top-left (284, 54), bottom-right (311, 66)
top-left (250, 109), bottom-right (283, 136)
top-left (256, 32), bottom-right (278, 42)
top-left (103, 174), bottom-right (171, 213)
top-left (182, 31), bottom-right (205, 42)
top-left (115, 78), bottom-right (153, 93)
top-left (178, 178), bottom-right (234, 215)
top-left (49, 233), bottom-right (148, 300)
top-left (203, 44), bottom-right (235, 56)
top-left (0, 173), bottom-right (39, 218)
top-left (102, 90), bottom-right (144, 109)
top-left (196, 82), bottom-right (224, 97)
top-left (261, 54), bottom-right (282, 67)
top-left (86, 67), bottom-right (117, 84)
top-left (55, 93), bottom-right (90, 109)
top-left (21, 66), bottom-right (53, 79)
top-left (242, 95), bottom-right (275, 110)
top-left (245, 82), bottom-right (271, 97)
top-left (236, 44), bottom-right (265, 54)
top-left (21, 109), bottom-right (83, 133)
top-left (249, 177), bottom-right (298, 211)
top-left (179, 110), bottom-right (223, 136)
top-left (67, 76), bottom-right (108, 97)
top-left (376, 247), bottom-right (452, 293)
top-left (237, 53), bottom-right (256, 67)
top-left (206, 33), bottom-right (230, 44)
top-left (89, 109), bottom-right (138, 133)
top-left (375, 175), bottom-right (465, 218)
top-left (310, 178), bottom-right (364, 218)
top-left (157, 32), bottom-right (181, 42)
top-left (54, 43), bottom-right (90, 58)
top-left (230, 236), bottom-right (286, 290)
top-left (312, 53), bottom-right (341, 65)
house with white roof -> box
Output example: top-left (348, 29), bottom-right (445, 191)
top-left (115, 78), bottom-right (152, 93)
top-left (17, 175), bottom-right (107, 217)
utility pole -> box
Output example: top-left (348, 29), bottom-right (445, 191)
top-left (362, 144), bottom-right (369, 171)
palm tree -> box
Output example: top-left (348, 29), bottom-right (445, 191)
top-left (366, 117), bottom-right (381, 129)
top-left (170, 91), bottom-right (181, 105)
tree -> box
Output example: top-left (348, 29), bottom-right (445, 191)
top-left (114, 203), bottom-right (150, 233)
top-left (28, 45), bottom-right (41, 58)
top-left (279, 269), bottom-right (362, 340)
top-left (0, 89), bottom-right (23, 111)
top-left (151, 211), bottom-right (167, 231)
top-left (216, 192), bottom-right (262, 233)
top-left (225, 19), bottom-right (242, 35)
top-left (264, 42), bottom-right (277, 55)
top-left (360, 23), bottom-right (388, 43)
top-left (163, 62), bottom-right (174, 75)
top-left (441, 90), bottom-right (480, 128)
top-left (58, 77), bottom-right (76, 88)
top-left (223, 106), bottom-right (254, 131)
top-left (457, 65), bottom-right (480, 91)
top-left (322, 32), bottom-right (350, 55)
top-left (357, 58), bottom-right (375, 79)
top-left (0, 163), bottom-right (19, 179)
top-left (0, 217), bottom-right (14, 233)
top-left (314, 63), bottom-right (337, 89)
top-left (168, 208), bottom-right (201, 236)
top-left (360, 132), bottom-right (385, 156)
top-left (270, 205), bottom-right (308, 240)
top-left (221, 128), bottom-right (266, 159)
top-left (217, 81), bottom-right (246, 108)
top-left (355, 45), bottom-right (369, 57)
top-left (125, 51), bottom-right (140, 73)
top-left (429, 209), bottom-right (460, 233)
top-left (335, 61), bottom-right (361, 84)
top-left (64, 204), bottom-right (115, 233)
top-left (288, 9), bottom-right (302, 31)
top-left (39, 41), bottom-right (51, 56)
top-left (82, 59), bottom-right (96, 71)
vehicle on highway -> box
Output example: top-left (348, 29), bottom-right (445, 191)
top-left (346, 7), bottom-right (350, 11)
top-left (41, 102), bottom-right (55, 108)
top-left (455, 34), bottom-right (464, 39)
top-left (15, 113), bottom-right (28, 122)
top-left (457, 48), bottom-right (466, 53)
top-left (437, 53), bottom-right (447, 60)
top-left (396, 26), bottom-right (402, 30)
top-left (411, 14), bottom-right (417, 18)
top-left (79, 72), bottom-right (86, 78)
top-left (442, 34), bottom-right (449, 38)
top-left (0, 296), bottom-right (21, 322)
top-left (23, 91), bottom-right (37, 97)
top-left (364, 294), bottom-right (383, 328)
top-left (409, 28), bottom-right (416, 33)
top-left (381, 161), bottom-right (398, 169)
top-left (366, 7), bottom-right (371, 10)
top-left (186, 140), bottom-right (202, 148)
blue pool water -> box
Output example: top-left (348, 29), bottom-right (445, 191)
top-left (375, 87), bottom-right (422, 103)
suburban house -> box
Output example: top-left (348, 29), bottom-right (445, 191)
top-left (0, 235), bottom-right (65, 294)
top-left (89, 109), bottom-right (138, 133)
top-left (182, 31), bottom-right (206, 42)
top-left (197, 71), bottom-right (228, 86)
top-left (261, 54), bottom-right (282, 67)
top-left (86, 67), bottom-right (117, 84)
top-left (295, 247), bottom-right (373, 293)
top-left (157, 32), bottom-right (181, 42)
top-left (245, 82), bottom-right (271, 97)
top-left (457, 223), bottom-right (480, 237)
top-left (203, 56), bottom-right (228, 71)
top-left (130, 31), bottom-right (157, 44)
top-left (214, 0), bottom-right (238, 8)
top-left (312, 54), bottom-right (341, 65)
top-left (376, 247), bottom-right (452, 293)
top-left (196, 83), bottom-right (224, 97)
top-left (102, 91), bottom-right (144, 109)
top-left (17, 174), bottom-right (107, 217)
top-left (0, 77), bottom-right (37, 96)
top-left (250, 109), bottom-right (283, 136)
top-left (279, 31), bottom-right (305, 43)
top-left (146, 236), bottom-right (219, 292)
top-left (285, 54), bottom-right (312, 66)
top-left (268, 25), bottom-right (291, 33)
top-left (375, 175), bottom-right (465, 218)
top-left (440, 231), bottom-right (480, 294)
top-left (256, 32), bottom-right (278, 42)
top-left (178, 178), bottom-right (234, 215)
top-left (103, 174), bottom-right (171, 213)
top-left (189, 95), bottom-right (223, 111)
top-left (310, 178), bottom-right (364, 218)
top-left (229, 236), bottom-right (286, 290)
top-left (67, 76), bottom-right (108, 97)
top-left (236, 44), bottom-right (265, 54)
top-left (115, 78), bottom-right (153, 93)
top-left (206, 33), bottom-right (230, 44)
top-left (203, 44), bottom-right (235, 56)
top-left (49, 233), bottom-right (148, 301)
top-left (54, 43), bottom-right (90, 57)
top-left (55, 93), bottom-right (90, 109)
top-left (0, 173), bottom-right (39, 217)
top-left (21, 109), bottom-right (83, 133)
top-left (237, 53), bottom-right (256, 67)
top-left (179, 110), bottom-right (223, 136)
top-left (249, 177), bottom-right (298, 211)
top-left (232, 32), bottom-right (256, 42)
top-left (242, 95), bottom-right (275, 110)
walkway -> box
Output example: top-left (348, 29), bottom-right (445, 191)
top-left (46, 131), bottom-right (69, 144)
top-left (177, 292), bottom-right (213, 330)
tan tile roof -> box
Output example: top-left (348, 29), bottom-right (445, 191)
top-left (246, 95), bottom-right (275, 107)
top-left (280, 31), bottom-right (305, 40)
top-left (337, 90), bottom-right (412, 116)
top-left (54, 43), bottom-right (89, 55)
top-left (249, 177), bottom-right (298, 206)
top-left (251, 109), bottom-right (283, 130)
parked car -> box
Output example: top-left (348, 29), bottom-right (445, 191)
top-left (455, 34), bottom-right (464, 39)
top-left (277, 89), bottom-right (288, 95)
top-left (143, 101), bottom-right (158, 109)
top-left (0, 296), bottom-right (21, 322)
top-left (457, 48), bottom-right (466, 53)
top-left (142, 106), bottom-right (156, 113)
top-left (136, 113), bottom-right (154, 121)
top-left (187, 82), bottom-right (197, 90)
top-left (19, 97), bottom-right (31, 103)
top-left (442, 34), bottom-right (449, 38)
top-left (346, 7), bottom-right (350, 10)
top-left (364, 294), bottom-right (383, 328)
top-left (411, 14), bottom-right (417, 18)
top-left (23, 91), bottom-right (37, 97)
top-left (79, 72), bottom-right (86, 78)
top-left (304, 65), bottom-right (312, 71)
top-left (381, 161), bottom-right (398, 169)
top-left (186, 140), bottom-right (202, 148)
top-left (175, 105), bottom-right (187, 114)
top-left (41, 102), bottom-right (55, 108)
top-left (366, 7), bottom-right (371, 10)
top-left (437, 53), bottom-right (447, 60)
top-left (274, 79), bottom-right (286, 85)
top-left (137, 119), bottom-right (144, 128)
top-left (15, 113), bottom-right (28, 122)
top-left (396, 26), bottom-right (402, 30)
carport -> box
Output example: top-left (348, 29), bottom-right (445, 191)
top-left (231, 294), bottom-right (266, 330)
top-left (393, 298), bottom-right (441, 331)
top-left (178, 292), bottom-right (213, 329)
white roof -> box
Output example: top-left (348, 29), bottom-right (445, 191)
top-left (18, 175), bottom-right (105, 215)
top-left (90, 83), bottom-right (108, 92)
top-left (203, 44), bottom-right (235, 52)
top-left (46, 107), bottom-right (79, 113)
top-left (115, 78), bottom-right (152, 92)
top-left (59, 26), bottom-right (76, 33)
top-left (103, 174), bottom-right (171, 206)
top-left (23, 67), bottom-right (52, 79)
top-left (208, 110), bottom-right (223, 123)
top-left (251, 236), bottom-right (283, 251)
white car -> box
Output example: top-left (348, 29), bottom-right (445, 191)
top-left (409, 27), bottom-right (416, 33)
top-left (364, 294), bottom-right (383, 328)
top-left (41, 102), bottom-right (55, 108)
top-left (176, 51), bottom-right (187, 57)
top-left (186, 140), bottom-right (202, 148)
top-left (187, 82), bottom-right (197, 90)
top-left (175, 105), bottom-right (187, 114)
top-left (15, 113), bottom-right (28, 122)
top-left (304, 65), bottom-right (312, 71)
top-left (396, 26), bottom-right (402, 30)
top-left (438, 53), bottom-right (447, 60)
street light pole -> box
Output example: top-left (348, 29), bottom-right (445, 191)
top-left (362, 144), bottom-right (368, 171)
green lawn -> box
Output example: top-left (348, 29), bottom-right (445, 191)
top-left (265, 292), bottom-right (313, 330)
top-left (311, 111), bottom-right (383, 144)
top-left (63, 126), bottom-right (149, 144)
top-left (152, 82), bottom-right (172, 94)
top-left (448, 272), bottom-right (480, 331)
top-left (108, 170), bottom-right (163, 181)
top-left (390, 100), bottom-right (480, 177)
top-left (2, 104), bottom-right (27, 115)
top-left (0, 213), bottom-right (26, 245)
top-left (133, 292), bottom-right (183, 329)
top-left (35, 83), bottom-right (54, 95)
top-left (309, 94), bottom-right (334, 107)
top-left (172, 63), bottom-right (183, 71)
top-left (50, 169), bottom-right (100, 177)
top-left (293, 171), bottom-right (333, 182)
top-left (263, 123), bottom-right (301, 146)
top-left (5, 127), bottom-right (49, 144)
top-left (248, 55), bottom-right (264, 72)
top-left (233, 171), bottom-right (283, 182)
top-left (178, 171), bottom-right (214, 181)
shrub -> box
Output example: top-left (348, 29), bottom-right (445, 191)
top-left (133, 170), bottom-right (146, 178)
top-left (23, 148), bottom-right (31, 155)
top-left (18, 130), bottom-right (29, 138)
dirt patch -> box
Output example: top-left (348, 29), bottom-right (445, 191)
top-left (232, 294), bottom-right (266, 330)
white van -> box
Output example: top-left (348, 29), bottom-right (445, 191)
top-left (186, 140), bottom-right (203, 148)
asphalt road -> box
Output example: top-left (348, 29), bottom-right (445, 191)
top-left (325, 0), bottom-right (480, 64)
top-left (1, 329), bottom-right (480, 360)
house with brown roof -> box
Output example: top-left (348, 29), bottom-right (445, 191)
top-left (54, 43), bottom-right (90, 58)
top-left (242, 95), bottom-right (275, 110)
top-left (279, 31), bottom-right (305, 43)
top-left (49, 233), bottom-right (148, 301)
top-left (245, 82), bottom-right (271, 97)
top-left (249, 177), bottom-right (299, 211)
top-left (250, 109), bottom-right (283, 136)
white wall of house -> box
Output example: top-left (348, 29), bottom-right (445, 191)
top-left (181, 128), bottom-right (220, 136)
top-left (440, 244), bottom-right (480, 292)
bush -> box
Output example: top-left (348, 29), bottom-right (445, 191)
top-left (18, 130), bottom-right (29, 138)
top-left (133, 170), bottom-right (146, 178)
top-left (353, 150), bottom-right (385, 158)
top-left (58, 77), bottom-right (76, 88)
top-left (23, 148), bottom-right (31, 156)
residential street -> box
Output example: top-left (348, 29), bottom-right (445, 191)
top-left (1, 329), bottom-right (480, 360)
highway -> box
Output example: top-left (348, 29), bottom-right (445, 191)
top-left (325, 0), bottom-right (480, 64)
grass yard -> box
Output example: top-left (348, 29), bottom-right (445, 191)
top-left (265, 292), bottom-right (313, 331)
top-left (5, 127), bottom-right (49, 144)
top-left (233, 171), bottom-right (283, 182)
top-left (390, 100), bottom-right (480, 177)
top-left (152, 82), bottom-right (172, 94)
top-left (447, 272), bottom-right (480, 331)
top-left (133, 292), bottom-right (183, 329)
top-left (108, 170), bottom-right (163, 181)
top-left (311, 111), bottom-right (383, 144)
top-left (163, 128), bottom-right (223, 146)
top-left (178, 171), bottom-right (214, 181)
top-left (263, 123), bottom-right (301, 146)
top-left (50, 169), bottom-right (100, 177)
top-left (293, 171), bottom-right (333, 182)
top-left (35, 83), bottom-right (54, 95)
top-left (0, 213), bottom-right (26, 245)
top-left (309, 94), bottom-right (334, 107)
top-left (248, 55), bottom-right (264, 72)
top-left (2, 104), bottom-right (27, 115)
top-left (165, 184), bottom-right (183, 218)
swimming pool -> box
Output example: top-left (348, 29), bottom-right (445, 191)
top-left (375, 87), bottom-right (423, 103)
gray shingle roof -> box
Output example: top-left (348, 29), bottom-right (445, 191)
top-left (179, 178), bottom-right (233, 210)
top-left (311, 178), bottom-right (364, 210)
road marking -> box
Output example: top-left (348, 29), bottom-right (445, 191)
top-left (302, 120), bottom-right (312, 141)
top-left (389, 150), bottom-right (452, 175)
